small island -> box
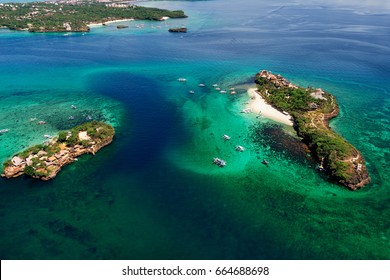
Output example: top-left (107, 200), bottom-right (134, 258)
top-left (168, 27), bottom-right (187, 33)
top-left (0, 1), bottom-right (187, 33)
top-left (255, 70), bottom-right (370, 190)
top-left (1, 121), bottom-right (114, 181)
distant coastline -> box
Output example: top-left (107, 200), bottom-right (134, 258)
top-left (0, 1), bottom-right (187, 33)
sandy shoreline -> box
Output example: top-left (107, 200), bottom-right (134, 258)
top-left (247, 88), bottom-right (293, 126)
top-left (87, 18), bottom-right (135, 27)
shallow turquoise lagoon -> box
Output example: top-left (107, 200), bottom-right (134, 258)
top-left (0, 0), bottom-right (389, 259)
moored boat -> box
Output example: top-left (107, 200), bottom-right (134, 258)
top-left (235, 145), bottom-right (245, 152)
top-left (213, 157), bottom-right (226, 167)
top-left (241, 108), bottom-right (251, 113)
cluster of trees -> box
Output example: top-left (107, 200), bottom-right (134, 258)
top-left (295, 116), bottom-right (355, 181)
top-left (256, 76), bottom-right (319, 112)
top-left (0, 3), bottom-right (187, 32)
top-left (57, 121), bottom-right (115, 147)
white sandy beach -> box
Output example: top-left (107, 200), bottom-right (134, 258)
top-left (87, 19), bottom-right (135, 28)
top-left (247, 88), bottom-right (293, 126)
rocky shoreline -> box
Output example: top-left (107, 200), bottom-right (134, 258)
top-left (1, 122), bottom-right (114, 181)
top-left (255, 70), bottom-right (370, 190)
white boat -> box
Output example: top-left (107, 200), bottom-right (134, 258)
top-left (215, 87), bottom-right (221, 91)
top-left (222, 134), bottom-right (231, 140)
top-left (213, 158), bottom-right (226, 167)
top-left (37, 121), bottom-right (46, 125)
top-left (178, 78), bottom-right (187, 82)
top-left (235, 145), bottom-right (245, 152)
top-left (241, 108), bottom-right (251, 113)
top-left (29, 118), bottom-right (37, 122)
top-left (229, 87), bottom-right (235, 91)
top-left (230, 91), bottom-right (236, 95)
top-left (44, 134), bottom-right (52, 139)
top-left (198, 83), bottom-right (205, 87)
top-left (220, 90), bottom-right (227, 94)
top-left (212, 84), bottom-right (218, 87)
top-left (189, 90), bottom-right (195, 94)
top-left (86, 115), bottom-right (93, 121)
top-left (262, 159), bottom-right (269, 165)
top-left (68, 116), bottom-right (75, 120)
top-left (0, 129), bottom-right (9, 134)
top-left (71, 105), bottom-right (77, 109)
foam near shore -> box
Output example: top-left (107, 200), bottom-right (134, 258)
top-left (247, 88), bottom-right (293, 126)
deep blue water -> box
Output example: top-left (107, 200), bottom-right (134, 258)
top-left (0, 0), bottom-right (390, 259)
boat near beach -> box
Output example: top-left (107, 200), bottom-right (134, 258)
top-left (222, 134), bottom-right (231, 140)
top-left (0, 129), bottom-right (9, 134)
top-left (262, 159), bottom-right (269, 165)
top-left (241, 108), bottom-right (251, 113)
top-left (213, 158), bottom-right (226, 167)
top-left (235, 145), bottom-right (245, 152)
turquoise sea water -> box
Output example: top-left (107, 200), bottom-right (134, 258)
top-left (0, 0), bottom-right (390, 259)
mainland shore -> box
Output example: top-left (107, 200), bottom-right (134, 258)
top-left (247, 88), bottom-right (293, 126)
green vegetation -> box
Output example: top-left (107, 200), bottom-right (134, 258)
top-left (57, 131), bottom-right (68, 142)
top-left (255, 71), bottom-right (369, 189)
top-left (2, 121), bottom-right (115, 180)
top-left (66, 121), bottom-right (115, 145)
top-left (0, 1), bottom-right (187, 32)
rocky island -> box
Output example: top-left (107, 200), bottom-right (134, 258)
top-left (0, 1), bottom-right (187, 33)
top-left (168, 27), bottom-right (187, 33)
top-left (1, 121), bottom-right (114, 180)
top-left (255, 70), bottom-right (370, 190)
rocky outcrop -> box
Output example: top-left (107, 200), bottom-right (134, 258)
top-left (1, 122), bottom-right (114, 181)
top-left (168, 27), bottom-right (187, 33)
